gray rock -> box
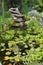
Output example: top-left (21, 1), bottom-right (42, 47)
top-left (0, 62), bottom-right (2, 65)
top-left (28, 10), bottom-right (40, 17)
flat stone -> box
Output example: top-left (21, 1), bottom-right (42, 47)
top-left (9, 8), bottom-right (21, 14)
top-left (12, 14), bottom-right (24, 18)
top-left (14, 18), bottom-right (24, 22)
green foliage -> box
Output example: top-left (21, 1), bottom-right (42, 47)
top-left (1, 30), bottom-right (15, 41)
top-left (0, 18), bottom-right (43, 65)
top-left (0, 0), bottom-right (43, 16)
top-left (0, 0), bottom-right (43, 65)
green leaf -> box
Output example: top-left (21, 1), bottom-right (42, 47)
top-left (5, 52), bottom-right (11, 55)
top-left (6, 30), bottom-right (15, 35)
top-left (1, 43), bottom-right (5, 47)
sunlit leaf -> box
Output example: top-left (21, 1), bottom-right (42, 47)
top-left (5, 52), bottom-right (11, 55)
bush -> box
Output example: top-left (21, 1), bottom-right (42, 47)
top-left (0, 18), bottom-right (43, 65)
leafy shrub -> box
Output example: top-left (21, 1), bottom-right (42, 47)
top-left (0, 19), bottom-right (43, 65)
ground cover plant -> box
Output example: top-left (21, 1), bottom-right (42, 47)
top-left (0, 0), bottom-right (43, 65)
top-left (0, 16), bottom-right (43, 65)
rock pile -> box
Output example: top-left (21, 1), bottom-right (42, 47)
top-left (9, 8), bottom-right (25, 27)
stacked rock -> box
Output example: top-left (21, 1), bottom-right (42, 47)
top-left (9, 8), bottom-right (25, 27)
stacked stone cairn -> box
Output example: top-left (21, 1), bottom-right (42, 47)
top-left (9, 8), bottom-right (26, 28)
